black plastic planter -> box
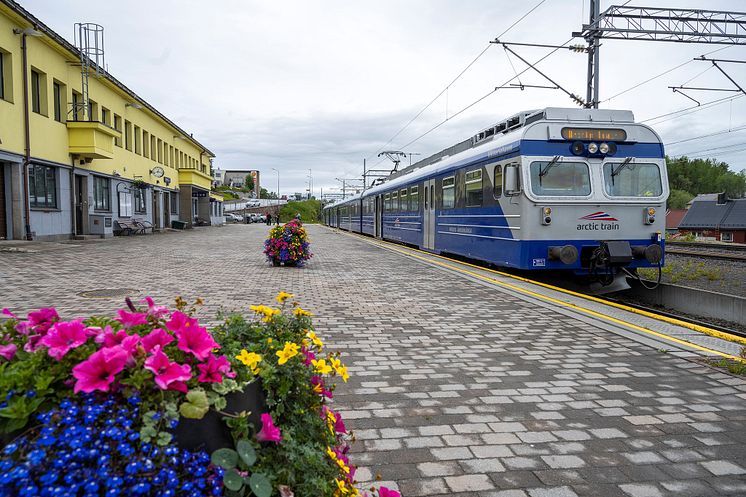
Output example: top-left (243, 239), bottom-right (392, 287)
top-left (175, 379), bottom-right (267, 453)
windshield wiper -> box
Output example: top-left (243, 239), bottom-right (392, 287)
top-left (611, 157), bottom-right (634, 178)
top-left (539, 156), bottom-right (562, 184)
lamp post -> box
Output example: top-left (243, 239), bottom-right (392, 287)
top-left (271, 168), bottom-right (279, 222)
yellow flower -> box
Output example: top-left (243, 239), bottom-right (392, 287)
top-left (312, 358), bottom-right (332, 375)
top-left (335, 457), bottom-right (350, 475)
top-left (250, 305), bottom-right (281, 322)
top-left (327, 446), bottom-right (337, 461)
top-left (326, 409), bottom-right (336, 434)
top-left (276, 291), bottom-right (294, 304)
top-left (331, 358), bottom-right (350, 383)
top-left (293, 307), bottom-right (314, 317)
top-left (276, 342), bottom-right (300, 365)
top-left (236, 350), bottom-right (262, 375)
top-left (334, 479), bottom-right (349, 496)
top-left (306, 330), bottom-right (323, 350)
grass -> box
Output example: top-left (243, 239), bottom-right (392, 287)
top-left (638, 260), bottom-right (722, 284)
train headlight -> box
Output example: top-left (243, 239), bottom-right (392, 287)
top-left (541, 206), bottom-right (552, 225)
top-left (587, 142), bottom-right (599, 154)
top-left (571, 141), bottom-right (584, 155)
top-left (599, 142), bottom-right (610, 154)
top-left (644, 206), bottom-right (656, 225)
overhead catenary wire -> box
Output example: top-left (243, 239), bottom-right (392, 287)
top-left (364, 0), bottom-right (548, 165)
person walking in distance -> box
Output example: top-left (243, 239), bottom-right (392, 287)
top-left (266, 213), bottom-right (272, 226)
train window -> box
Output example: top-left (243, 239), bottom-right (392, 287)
top-left (529, 161), bottom-right (590, 196)
top-left (384, 193), bottom-right (390, 212)
top-left (400, 189), bottom-right (408, 211)
top-left (424, 185), bottom-right (428, 209)
top-left (493, 165), bottom-right (503, 198)
top-left (602, 162), bottom-right (662, 197)
top-left (410, 186), bottom-right (419, 211)
top-left (465, 169), bottom-right (483, 207)
top-left (392, 191), bottom-right (398, 211)
top-left (442, 176), bottom-right (455, 209)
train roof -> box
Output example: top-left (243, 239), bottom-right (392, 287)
top-left (326, 107), bottom-right (660, 209)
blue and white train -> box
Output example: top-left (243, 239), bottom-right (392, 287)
top-left (323, 107), bottom-right (668, 287)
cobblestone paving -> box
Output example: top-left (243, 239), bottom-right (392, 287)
top-left (1, 224), bottom-right (746, 497)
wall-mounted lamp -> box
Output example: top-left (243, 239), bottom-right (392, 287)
top-left (13, 27), bottom-right (43, 37)
top-left (164, 177), bottom-right (172, 186)
top-left (112, 170), bottom-right (121, 177)
top-left (125, 102), bottom-right (143, 109)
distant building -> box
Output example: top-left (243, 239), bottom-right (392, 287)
top-left (212, 168), bottom-right (224, 186)
top-left (678, 194), bottom-right (746, 243)
top-left (665, 209), bottom-right (688, 235)
top-left (223, 170), bottom-right (260, 198)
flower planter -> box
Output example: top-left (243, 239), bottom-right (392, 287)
top-left (175, 379), bottom-right (267, 453)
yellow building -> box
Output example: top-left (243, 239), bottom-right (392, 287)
top-left (0, 0), bottom-right (220, 240)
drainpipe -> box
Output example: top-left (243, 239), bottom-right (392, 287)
top-left (19, 32), bottom-right (32, 240)
top-left (70, 157), bottom-right (76, 237)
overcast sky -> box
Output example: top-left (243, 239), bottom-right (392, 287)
top-left (23, 0), bottom-right (746, 196)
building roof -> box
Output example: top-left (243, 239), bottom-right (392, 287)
top-left (666, 209), bottom-right (688, 230)
top-left (1, 0), bottom-right (214, 157)
top-left (679, 197), bottom-right (746, 230)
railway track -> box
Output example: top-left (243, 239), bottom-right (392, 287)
top-left (666, 241), bottom-right (746, 262)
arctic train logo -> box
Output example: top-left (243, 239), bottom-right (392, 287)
top-left (577, 211), bottom-right (620, 231)
top-left (579, 211), bottom-right (618, 222)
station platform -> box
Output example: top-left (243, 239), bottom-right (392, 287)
top-left (1, 224), bottom-right (745, 497)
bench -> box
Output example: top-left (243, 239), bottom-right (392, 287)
top-left (133, 219), bottom-right (154, 234)
top-left (113, 220), bottom-right (132, 236)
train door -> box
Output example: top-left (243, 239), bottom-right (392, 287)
top-left (423, 179), bottom-right (436, 250)
top-left (375, 195), bottom-right (382, 239)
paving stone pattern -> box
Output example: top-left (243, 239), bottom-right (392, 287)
top-left (1, 225), bottom-right (746, 497)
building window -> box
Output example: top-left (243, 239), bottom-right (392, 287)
top-left (88, 99), bottom-right (98, 122)
top-left (721, 232), bottom-right (733, 242)
top-left (124, 120), bottom-right (132, 151)
top-left (157, 139), bottom-right (163, 163)
top-left (151, 136), bottom-right (156, 160)
top-left (134, 126), bottom-right (141, 154)
top-left (134, 188), bottom-right (146, 214)
top-left (143, 131), bottom-right (150, 157)
top-left (119, 192), bottom-right (133, 217)
top-left (71, 91), bottom-right (81, 120)
top-left (29, 164), bottom-right (57, 209)
top-left (465, 169), bottom-right (483, 207)
top-left (113, 114), bottom-right (122, 147)
top-left (31, 69), bottom-right (42, 114)
top-left (0, 49), bottom-right (7, 101)
top-left (170, 192), bottom-right (178, 213)
top-left (101, 107), bottom-right (111, 126)
top-left (53, 82), bottom-right (62, 122)
top-left (442, 176), bottom-right (455, 209)
top-left (163, 143), bottom-right (169, 166)
top-left (93, 176), bottom-right (111, 211)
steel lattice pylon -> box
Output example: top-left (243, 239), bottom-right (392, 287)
top-left (573, 4), bottom-right (746, 107)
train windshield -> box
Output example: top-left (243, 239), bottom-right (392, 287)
top-left (529, 161), bottom-right (591, 196)
top-left (603, 162), bottom-right (662, 197)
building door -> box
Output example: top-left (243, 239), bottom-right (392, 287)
top-left (152, 191), bottom-right (161, 230)
top-left (75, 175), bottom-right (87, 236)
top-left (0, 166), bottom-right (6, 240)
top-left (163, 192), bottom-right (170, 228)
top-left (423, 179), bottom-right (435, 250)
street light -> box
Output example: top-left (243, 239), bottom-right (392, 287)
top-left (271, 168), bottom-right (279, 222)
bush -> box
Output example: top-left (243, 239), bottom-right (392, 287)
top-left (278, 200), bottom-right (322, 224)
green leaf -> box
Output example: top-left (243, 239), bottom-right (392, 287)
top-left (223, 468), bottom-right (245, 491)
top-left (179, 389), bottom-right (210, 419)
top-left (249, 473), bottom-right (272, 497)
top-left (211, 448), bottom-right (239, 469)
top-left (156, 431), bottom-right (173, 446)
top-left (236, 439), bottom-right (256, 466)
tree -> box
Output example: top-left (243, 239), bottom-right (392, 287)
top-left (667, 189), bottom-right (694, 209)
top-left (665, 156), bottom-right (746, 200)
top-left (259, 188), bottom-right (277, 200)
top-left (245, 175), bottom-right (255, 192)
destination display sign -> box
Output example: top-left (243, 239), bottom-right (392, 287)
top-left (561, 128), bottom-right (627, 141)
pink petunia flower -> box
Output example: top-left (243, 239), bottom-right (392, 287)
top-left (0, 343), bottom-right (17, 361)
top-left (39, 320), bottom-right (89, 360)
top-left (144, 348), bottom-right (192, 391)
top-left (197, 355), bottom-right (235, 383)
top-left (167, 312), bottom-right (219, 360)
top-left (333, 410), bottom-right (347, 434)
top-left (72, 346), bottom-right (129, 393)
top-left (256, 413), bottom-right (282, 443)
top-left (378, 488), bottom-right (401, 497)
top-left (115, 309), bottom-right (149, 329)
top-left (301, 346), bottom-right (316, 366)
top-left (2, 308), bottom-right (17, 319)
top-left (141, 296), bottom-right (170, 319)
top-left (96, 327), bottom-right (140, 358)
top-left (141, 328), bottom-right (174, 353)
top-left (310, 376), bottom-right (332, 398)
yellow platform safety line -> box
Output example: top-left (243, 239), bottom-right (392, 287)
top-left (332, 228), bottom-right (745, 363)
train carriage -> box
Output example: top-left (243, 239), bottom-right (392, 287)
top-left (324, 107), bottom-right (668, 286)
